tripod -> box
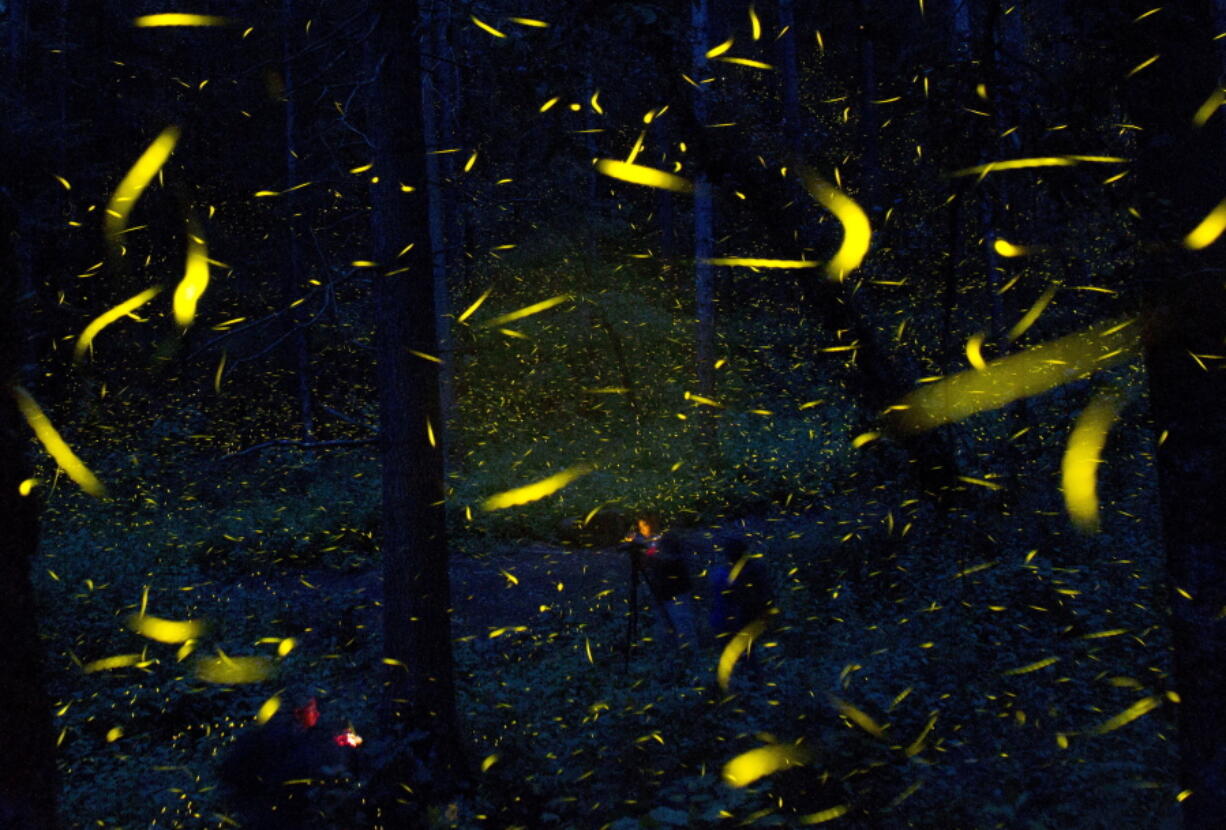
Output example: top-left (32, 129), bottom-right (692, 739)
top-left (622, 543), bottom-right (643, 672)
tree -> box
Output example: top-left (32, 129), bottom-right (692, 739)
top-left (0, 11), bottom-right (61, 814)
top-left (366, 0), bottom-right (464, 777)
top-left (691, 0), bottom-right (717, 441)
top-left (1120, 0), bottom-right (1226, 823)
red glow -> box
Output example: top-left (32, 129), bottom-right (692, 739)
top-left (334, 728), bottom-right (363, 747)
top-left (294, 698), bottom-right (320, 729)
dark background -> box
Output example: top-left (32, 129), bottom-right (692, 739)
top-left (3, 0), bottom-right (1226, 827)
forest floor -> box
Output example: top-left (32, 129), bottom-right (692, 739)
top-left (229, 530), bottom-right (724, 649)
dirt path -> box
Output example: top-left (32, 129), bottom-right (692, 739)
top-left (219, 531), bottom-right (725, 658)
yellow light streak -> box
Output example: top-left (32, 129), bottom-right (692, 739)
top-left (13, 386), bottom-right (106, 498)
top-left (801, 172), bottom-right (871, 280)
top-left (829, 695), bottom-right (886, 738)
top-left (133, 13), bottom-right (230, 26)
top-left (1007, 286), bottom-right (1057, 342)
top-left (1063, 392), bottom-right (1122, 533)
top-left (958, 476), bottom-right (1002, 490)
top-left (1094, 696), bottom-right (1161, 734)
top-left (717, 617), bottom-right (767, 690)
top-left (195, 653), bottom-right (274, 684)
top-left (723, 744), bottom-right (809, 788)
top-left (801, 805), bottom-right (851, 824)
top-left (595, 159), bottom-right (693, 192)
top-left (214, 351), bottom-right (227, 393)
top-left (482, 465), bottom-right (593, 511)
top-left (457, 288), bottom-right (492, 323)
top-left (1194, 88), bottom-right (1224, 126)
top-left (105, 126), bottom-right (180, 238)
top-left (126, 614), bottom-right (205, 644)
top-left (993, 238), bottom-right (1026, 257)
top-left (1002, 656), bottom-right (1059, 676)
top-left (951, 156), bottom-right (1126, 178)
top-left (1184, 199), bottom-right (1226, 249)
top-left (626, 131), bottom-right (646, 164)
top-left (1126, 54), bottom-right (1160, 77)
top-left (705, 257), bottom-right (817, 269)
top-left (715, 56), bottom-right (774, 69)
top-left (256, 696), bottom-right (281, 725)
top-left (74, 285), bottom-right (163, 360)
top-left (684, 391), bottom-right (722, 407)
top-left (706, 38), bottom-right (734, 58)
top-left (470, 16), bottom-right (506, 38)
top-left (886, 320), bottom-right (1138, 433)
top-left (173, 227), bottom-right (210, 328)
top-left (478, 295), bottom-right (569, 328)
top-left (966, 332), bottom-right (988, 370)
top-left (83, 654), bottom-right (142, 673)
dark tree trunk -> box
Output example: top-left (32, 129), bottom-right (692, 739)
top-left (0, 45), bottom-right (60, 821)
top-left (282, 0), bottom-right (315, 443)
top-left (777, 0), bottom-right (802, 151)
top-left (367, 0), bottom-right (463, 774)
top-left (855, 0), bottom-right (880, 212)
top-left (1122, 1), bottom-right (1226, 824)
top-left (691, 0), bottom-right (717, 417)
top-left (421, 0), bottom-right (456, 462)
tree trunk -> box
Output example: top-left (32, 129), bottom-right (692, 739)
top-left (855, 0), bottom-right (880, 212)
top-left (0, 34), bottom-right (60, 817)
top-left (421, 0), bottom-right (455, 463)
top-left (367, 0), bottom-right (463, 774)
top-left (283, 0), bottom-right (315, 443)
top-left (777, 0), bottom-right (802, 151)
top-left (1123, 1), bottom-right (1226, 824)
top-left (690, 0), bottom-right (717, 428)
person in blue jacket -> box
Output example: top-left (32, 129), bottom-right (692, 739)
top-left (709, 537), bottom-right (774, 667)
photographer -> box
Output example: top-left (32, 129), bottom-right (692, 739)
top-left (621, 514), bottom-right (697, 651)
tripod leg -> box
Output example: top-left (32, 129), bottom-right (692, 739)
top-left (624, 557), bottom-right (639, 672)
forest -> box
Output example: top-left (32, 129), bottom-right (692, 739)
top-left (2, 0), bottom-right (1225, 828)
